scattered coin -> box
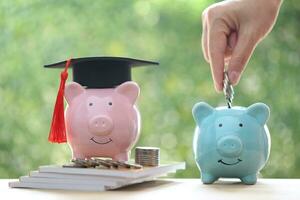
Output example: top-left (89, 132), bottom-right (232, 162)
top-left (62, 163), bottom-right (85, 168)
top-left (63, 157), bottom-right (143, 170)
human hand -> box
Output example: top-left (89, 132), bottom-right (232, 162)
top-left (201, 0), bottom-right (282, 91)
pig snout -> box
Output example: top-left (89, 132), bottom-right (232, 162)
top-left (88, 115), bottom-right (114, 136)
top-left (217, 135), bottom-right (242, 158)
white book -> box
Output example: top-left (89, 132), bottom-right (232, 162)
top-left (38, 162), bottom-right (185, 179)
top-left (29, 170), bottom-right (172, 183)
top-left (108, 176), bottom-right (158, 190)
top-left (9, 181), bottom-right (106, 192)
top-left (9, 174), bottom-right (160, 191)
top-left (29, 171), bottom-right (127, 182)
top-left (19, 172), bottom-right (168, 187)
top-left (19, 175), bottom-right (120, 187)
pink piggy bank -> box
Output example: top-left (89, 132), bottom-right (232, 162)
top-left (64, 81), bottom-right (140, 161)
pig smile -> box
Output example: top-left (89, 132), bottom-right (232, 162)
top-left (218, 158), bottom-right (242, 166)
top-left (90, 137), bottom-right (112, 145)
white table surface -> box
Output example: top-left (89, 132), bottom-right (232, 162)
top-left (2, 178), bottom-right (299, 200)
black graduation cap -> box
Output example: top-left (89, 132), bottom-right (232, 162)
top-left (46, 56), bottom-right (158, 144)
top-left (45, 57), bottom-right (159, 88)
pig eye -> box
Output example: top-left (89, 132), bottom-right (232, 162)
top-left (239, 123), bottom-right (243, 127)
top-left (89, 103), bottom-right (93, 106)
top-left (218, 123), bottom-right (222, 127)
top-left (108, 102), bottom-right (113, 106)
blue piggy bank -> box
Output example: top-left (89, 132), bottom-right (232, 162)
top-left (192, 102), bottom-right (270, 185)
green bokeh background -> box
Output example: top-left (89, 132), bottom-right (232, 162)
top-left (0, 0), bottom-right (299, 178)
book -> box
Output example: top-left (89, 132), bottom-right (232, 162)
top-left (9, 181), bottom-right (106, 192)
top-left (9, 162), bottom-right (185, 191)
top-left (38, 162), bottom-right (185, 178)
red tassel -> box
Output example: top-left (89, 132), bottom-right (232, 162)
top-left (48, 59), bottom-right (72, 143)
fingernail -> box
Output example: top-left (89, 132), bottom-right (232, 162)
top-left (214, 82), bottom-right (223, 92)
top-left (229, 71), bottom-right (240, 85)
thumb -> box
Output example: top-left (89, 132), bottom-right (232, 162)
top-left (227, 31), bottom-right (258, 85)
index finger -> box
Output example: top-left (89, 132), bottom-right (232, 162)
top-left (208, 29), bottom-right (227, 91)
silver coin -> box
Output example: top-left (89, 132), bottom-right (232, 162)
top-left (223, 71), bottom-right (234, 108)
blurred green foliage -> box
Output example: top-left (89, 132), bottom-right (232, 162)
top-left (0, 0), bottom-right (299, 178)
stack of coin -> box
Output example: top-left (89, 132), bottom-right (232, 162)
top-left (135, 147), bottom-right (160, 167)
top-left (223, 71), bottom-right (234, 108)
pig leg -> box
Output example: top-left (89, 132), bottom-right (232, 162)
top-left (241, 174), bottom-right (257, 185)
top-left (113, 152), bottom-right (129, 161)
top-left (201, 173), bottom-right (218, 184)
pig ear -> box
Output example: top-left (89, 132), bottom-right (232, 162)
top-left (246, 103), bottom-right (270, 125)
top-left (115, 81), bottom-right (140, 104)
top-left (192, 102), bottom-right (214, 126)
top-left (65, 82), bottom-right (85, 104)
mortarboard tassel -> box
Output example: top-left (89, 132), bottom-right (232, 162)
top-left (48, 59), bottom-right (72, 143)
